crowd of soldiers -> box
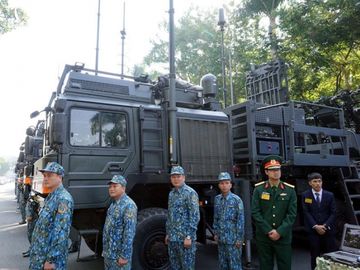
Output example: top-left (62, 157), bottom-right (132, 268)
top-left (14, 154), bottom-right (336, 269)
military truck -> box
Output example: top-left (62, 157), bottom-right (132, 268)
top-left (225, 60), bottom-right (360, 248)
top-left (30, 63), bottom-right (233, 269)
top-left (28, 57), bottom-right (360, 269)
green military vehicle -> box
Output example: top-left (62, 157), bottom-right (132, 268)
top-left (31, 63), bottom-right (232, 269)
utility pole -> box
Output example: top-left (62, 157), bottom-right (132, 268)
top-left (95, 0), bottom-right (101, 75)
top-left (120, 1), bottom-right (126, 78)
top-left (218, 8), bottom-right (227, 108)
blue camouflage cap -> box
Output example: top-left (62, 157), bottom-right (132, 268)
top-left (39, 162), bottom-right (65, 177)
top-left (170, 166), bottom-right (185, 175)
top-left (108, 175), bottom-right (127, 186)
top-left (218, 172), bottom-right (231, 181)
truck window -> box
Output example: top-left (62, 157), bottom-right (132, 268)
top-left (70, 109), bottom-right (127, 148)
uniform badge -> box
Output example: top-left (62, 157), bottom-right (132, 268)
top-left (261, 192), bottom-right (270, 200)
top-left (305, 198), bottom-right (312, 204)
top-left (280, 193), bottom-right (287, 196)
top-left (58, 202), bottom-right (68, 214)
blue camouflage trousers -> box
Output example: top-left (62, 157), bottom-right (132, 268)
top-left (27, 220), bottom-right (36, 243)
top-left (168, 241), bottom-right (196, 270)
top-left (104, 257), bottom-right (131, 270)
top-left (218, 243), bottom-right (242, 270)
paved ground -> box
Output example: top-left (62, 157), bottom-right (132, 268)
top-left (0, 180), bottom-right (311, 270)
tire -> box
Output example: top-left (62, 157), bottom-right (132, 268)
top-left (132, 208), bottom-right (169, 270)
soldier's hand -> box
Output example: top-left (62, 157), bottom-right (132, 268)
top-left (117, 257), bottom-right (128, 266)
top-left (214, 235), bottom-right (218, 242)
top-left (268, 229), bottom-right (280, 241)
top-left (43, 261), bottom-right (56, 270)
top-left (165, 235), bottom-right (169, 245)
top-left (314, 225), bottom-right (326, 235)
top-left (184, 238), bottom-right (192, 248)
top-left (235, 240), bottom-right (242, 248)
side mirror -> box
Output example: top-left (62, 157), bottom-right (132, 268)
top-left (30, 111), bottom-right (40, 119)
top-left (50, 113), bottom-right (66, 145)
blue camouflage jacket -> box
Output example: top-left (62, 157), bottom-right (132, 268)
top-left (213, 192), bottom-right (244, 244)
top-left (30, 184), bottom-right (74, 270)
top-left (166, 184), bottom-right (200, 241)
top-left (102, 193), bottom-right (137, 261)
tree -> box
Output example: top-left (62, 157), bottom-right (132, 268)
top-left (0, 0), bottom-right (27, 35)
top-left (240, 0), bottom-right (285, 60)
top-left (279, 0), bottom-right (360, 100)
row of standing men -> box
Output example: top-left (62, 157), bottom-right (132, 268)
top-left (23, 154), bottom-right (336, 270)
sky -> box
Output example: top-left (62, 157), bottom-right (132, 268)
top-left (0, 0), bottom-right (229, 159)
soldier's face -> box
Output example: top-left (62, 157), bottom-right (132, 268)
top-left (309, 178), bottom-right (322, 192)
top-left (108, 183), bottom-right (125, 200)
top-left (42, 172), bottom-right (62, 191)
top-left (170, 174), bottom-right (185, 188)
top-left (265, 168), bottom-right (281, 181)
top-left (218, 180), bottom-right (232, 194)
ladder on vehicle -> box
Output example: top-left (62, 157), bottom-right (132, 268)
top-left (339, 165), bottom-right (360, 225)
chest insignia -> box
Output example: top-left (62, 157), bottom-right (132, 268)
top-left (280, 193), bottom-right (287, 196)
top-left (261, 192), bottom-right (270, 200)
top-left (305, 198), bottom-right (313, 204)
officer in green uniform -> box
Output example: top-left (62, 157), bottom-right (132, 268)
top-left (251, 155), bottom-right (297, 270)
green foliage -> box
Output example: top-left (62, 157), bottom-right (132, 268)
top-left (141, 0), bottom-right (360, 104)
top-left (0, 0), bottom-right (27, 34)
top-left (279, 0), bottom-right (360, 100)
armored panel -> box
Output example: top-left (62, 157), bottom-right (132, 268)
top-left (63, 72), bottom-right (152, 102)
top-left (255, 107), bottom-right (283, 125)
top-left (178, 118), bottom-right (231, 181)
top-left (282, 107), bottom-right (305, 125)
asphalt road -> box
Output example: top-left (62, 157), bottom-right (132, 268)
top-left (0, 180), bottom-right (310, 270)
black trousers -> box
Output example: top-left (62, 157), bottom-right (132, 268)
top-left (308, 232), bottom-right (337, 270)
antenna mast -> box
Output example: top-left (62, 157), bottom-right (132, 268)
top-left (120, 1), bottom-right (126, 78)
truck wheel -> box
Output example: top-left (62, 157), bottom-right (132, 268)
top-left (132, 208), bottom-right (169, 270)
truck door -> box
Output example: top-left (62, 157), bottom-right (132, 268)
top-left (64, 103), bottom-right (135, 209)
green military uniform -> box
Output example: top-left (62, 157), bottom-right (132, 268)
top-left (251, 155), bottom-right (297, 270)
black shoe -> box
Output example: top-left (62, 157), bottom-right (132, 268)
top-left (68, 243), bottom-right (79, 253)
top-left (18, 221), bottom-right (26, 225)
top-left (22, 251), bottom-right (30, 257)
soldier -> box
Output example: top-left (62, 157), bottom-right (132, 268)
top-left (18, 173), bottom-right (27, 224)
top-left (213, 172), bottom-right (244, 270)
top-left (251, 155), bottom-right (297, 270)
top-left (29, 162), bottom-right (74, 270)
top-left (165, 166), bottom-right (200, 270)
top-left (102, 175), bottom-right (137, 270)
top-left (22, 194), bottom-right (39, 257)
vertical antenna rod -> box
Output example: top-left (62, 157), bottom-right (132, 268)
top-left (169, 0), bottom-right (177, 164)
top-left (120, 1), bottom-right (126, 78)
top-left (95, 0), bottom-right (101, 75)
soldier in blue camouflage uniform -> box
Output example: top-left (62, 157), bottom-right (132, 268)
top-left (29, 162), bottom-right (74, 270)
top-left (102, 175), bottom-right (137, 270)
top-left (213, 172), bottom-right (245, 270)
top-left (22, 195), bottom-right (39, 257)
top-left (165, 166), bottom-right (200, 270)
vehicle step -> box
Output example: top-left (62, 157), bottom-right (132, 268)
top-left (354, 211), bottom-right (360, 216)
top-left (349, 194), bottom-right (360, 199)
